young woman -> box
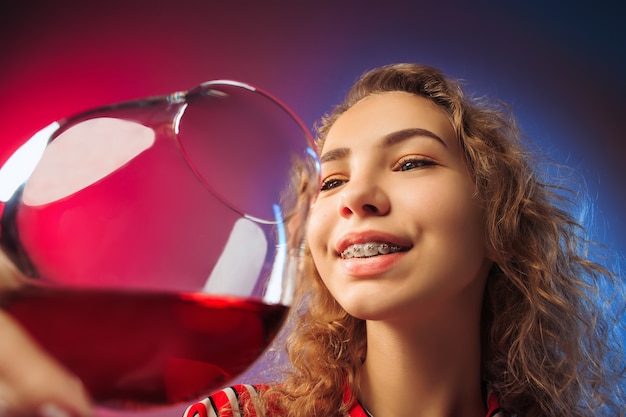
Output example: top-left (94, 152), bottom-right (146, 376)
top-left (0, 63), bottom-right (623, 417)
top-left (183, 64), bottom-right (625, 416)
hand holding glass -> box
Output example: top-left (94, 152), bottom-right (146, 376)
top-left (0, 81), bottom-right (319, 409)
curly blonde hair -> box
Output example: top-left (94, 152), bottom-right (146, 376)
top-left (261, 63), bottom-right (625, 416)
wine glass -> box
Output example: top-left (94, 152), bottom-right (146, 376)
top-left (0, 81), bottom-right (320, 410)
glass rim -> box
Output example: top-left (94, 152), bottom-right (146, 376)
top-left (0, 80), bottom-right (321, 225)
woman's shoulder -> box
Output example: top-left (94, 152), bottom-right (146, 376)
top-left (183, 384), bottom-right (265, 417)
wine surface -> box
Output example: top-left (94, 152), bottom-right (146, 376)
top-left (2, 287), bottom-right (287, 408)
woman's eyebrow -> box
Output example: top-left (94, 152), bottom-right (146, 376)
top-left (382, 128), bottom-right (447, 148)
top-left (320, 147), bottom-right (350, 164)
top-left (320, 128), bottom-right (447, 164)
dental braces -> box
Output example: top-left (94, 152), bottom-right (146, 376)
top-left (341, 242), bottom-right (404, 259)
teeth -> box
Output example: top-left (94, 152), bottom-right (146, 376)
top-left (341, 242), bottom-right (405, 259)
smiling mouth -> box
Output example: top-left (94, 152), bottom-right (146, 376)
top-left (340, 242), bottom-right (409, 259)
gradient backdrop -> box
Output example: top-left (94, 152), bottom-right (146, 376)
top-left (1, 0), bottom-right (624, 413)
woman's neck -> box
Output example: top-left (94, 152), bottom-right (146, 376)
top-left (358, 297), bottom-right (486, 417)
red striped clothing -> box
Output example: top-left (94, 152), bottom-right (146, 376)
top-left (183, 383), bottom-right (502, 417)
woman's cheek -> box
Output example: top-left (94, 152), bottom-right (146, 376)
top-left (306, 202), bottom-right (332, 259)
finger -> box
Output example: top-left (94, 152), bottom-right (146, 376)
top-left (0, 312), bottom-right (92, 417)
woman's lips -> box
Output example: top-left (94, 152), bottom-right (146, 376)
top-left (339, 250), bottom-right (408, 276)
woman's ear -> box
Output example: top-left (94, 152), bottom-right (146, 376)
top-left (485, 243), bottom-right (498, 263)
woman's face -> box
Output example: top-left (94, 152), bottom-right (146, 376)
top-left (307, 92), bottom-right (492, 322)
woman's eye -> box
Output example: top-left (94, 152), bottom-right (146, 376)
top-left (320, 178), bottom-right (345, 191)
top-left (397, 157), bottom-right (436, 171)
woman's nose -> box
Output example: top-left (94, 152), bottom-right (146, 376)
top-left (338, 178), bottom-right (390, 218)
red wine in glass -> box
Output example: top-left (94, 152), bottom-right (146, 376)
top-left (2, 287), bottom-right (287, 408)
